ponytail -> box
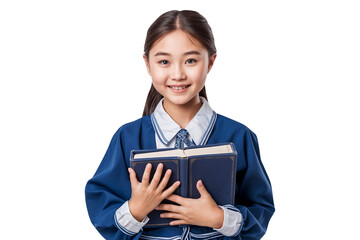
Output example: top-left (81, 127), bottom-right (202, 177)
top-left (142, 85), bottom-right (163, 116)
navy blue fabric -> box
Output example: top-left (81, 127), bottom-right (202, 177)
top-left (85, 114), bottom-right (275, 239)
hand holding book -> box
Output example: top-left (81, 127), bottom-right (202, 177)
top-left (130, 142), bottom-right (237, 227)
top-left (156, 180), bottom-right (224, 229)
top-left (128, 163), bottom-right (181, 222)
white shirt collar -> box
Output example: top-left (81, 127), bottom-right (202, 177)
top-left (151, 97), bottom-right (217, 147)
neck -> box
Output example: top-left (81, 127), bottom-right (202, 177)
top-left (163, 96), bottom-right (202, 128)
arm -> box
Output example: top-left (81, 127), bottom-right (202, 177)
top-left (85, 131), bottom-right (141, 240)
top-left (228, 130), bottom-right (275, 239)
top-left (157, 130), bottom-right (275, 239)
top-left (85, 131), bottom-right (180, 239)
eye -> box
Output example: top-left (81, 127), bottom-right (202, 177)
top-left (185, 59), bottom-right (197, 64)
top-left (159, 60), bottom-right (169, 65)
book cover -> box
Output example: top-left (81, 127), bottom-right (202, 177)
top-left (130, 142), bottom-right (237, 227)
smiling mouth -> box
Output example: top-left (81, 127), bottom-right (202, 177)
top-left (169, 85), bottom-right (190, 90)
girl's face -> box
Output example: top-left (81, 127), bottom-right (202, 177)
top-left (144, 30), bottom-right (216, 109)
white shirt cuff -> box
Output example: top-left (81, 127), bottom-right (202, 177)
top-left (213, 205), bottom-right (243, 237)
top-left (114, 201), bottom-right (149, 234)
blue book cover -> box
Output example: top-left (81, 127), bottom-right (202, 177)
top-left (130, 142), bottom-right (237, 227)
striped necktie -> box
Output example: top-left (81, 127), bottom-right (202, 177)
top-left (174, 129), bottom-right (195, 149)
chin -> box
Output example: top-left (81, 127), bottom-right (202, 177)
top-left (166, 95), bottom-right (199, 107)
top-left (168, 99), bottom-right (190, 106)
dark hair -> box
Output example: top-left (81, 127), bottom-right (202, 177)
top-left (142, 10), bottom-right (216, 116)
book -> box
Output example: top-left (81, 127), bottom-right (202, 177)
top-left (130, 142), bottom-right (237, 227)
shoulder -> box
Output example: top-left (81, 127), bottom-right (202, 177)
top-left (107, 115), bottom-right (155, 151)
top-left (212, 114), bottom-right (259, 146)
top-left (105, 116), bottom-right (151, 145)
top-left (114, 115), bottom-right (151, 137)
top-left (105, 116), bottom-right (151, 150)
top-left (216, 114), bottom-right (255, 135)
top-left (214, 114), bottom-right (261, 158)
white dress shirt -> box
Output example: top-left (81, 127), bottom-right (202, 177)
top-left (115, 97), bottom-right (243, 237)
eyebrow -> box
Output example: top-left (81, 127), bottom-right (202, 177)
top-left (153, 50), bottom-right (201, 57)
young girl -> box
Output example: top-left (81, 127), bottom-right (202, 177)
top-left (85, 10), bottom-right (275, 240)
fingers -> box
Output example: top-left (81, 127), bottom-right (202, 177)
top-left (165, 193), bottom-right (184, 204)
top-left (149, 163), bottom-right (164, 189)
top-left (158, 206), bottom-right (187, 226)
top-left (160, 211), bottom-right (188, 226)
top-left (141, 163), bottom-right (152, 186)
top-left (196, 180), bottom-right (210, 198)
top-left (160, 212), bottom-right (183, 221)
top-left (156, 203), bottom-right (182, 213)
top-left (162, 181), bottom-right (181, 198)
top-left (169, 220), bottom-right (187, 226)
top-left (128, 168), bottom-right (138, 187)
top-left (157, 169), bottom-right (172, 190)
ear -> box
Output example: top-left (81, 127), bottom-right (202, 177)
top-left (143, 54), bottom-right (151, 75)
top-left (207, 53), bottom-right (217, 73)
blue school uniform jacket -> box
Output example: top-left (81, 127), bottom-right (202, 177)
top-left (85, 114), bottom-right (275, 240)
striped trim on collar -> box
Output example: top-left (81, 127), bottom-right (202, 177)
top-left (150, 97), bottom-right (217, 148)
top-left (199, 111), bottom-right (217, 146)
top-left (150, 113), bottom-right (169, 145)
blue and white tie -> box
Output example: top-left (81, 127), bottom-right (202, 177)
top-left (174, 129), bottom-right (195, 149)
top-left (175, 129), bottom-right (194, 240)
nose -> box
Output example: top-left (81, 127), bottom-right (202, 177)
top-left (170, 64), bottom-right (186, 81)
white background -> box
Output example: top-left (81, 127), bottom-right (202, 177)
top-left (1, 0), bottom-right (359, 239)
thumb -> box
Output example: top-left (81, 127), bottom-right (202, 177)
top-left (196, 180), bottom-right (210, 198)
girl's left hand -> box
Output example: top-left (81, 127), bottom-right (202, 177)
top-left (156, 180), bottom-right (224, 229)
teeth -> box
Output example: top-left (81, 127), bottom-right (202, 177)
top-left (172, 86), bottom-right (187, 90)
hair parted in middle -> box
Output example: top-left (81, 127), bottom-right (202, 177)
top-left (142, 10), bottom-right (217, 116)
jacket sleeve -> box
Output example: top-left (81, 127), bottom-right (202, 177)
top-left (85, 129), bottom-right (142, 240)
top-left (224, 129), bottom-right (275, 240)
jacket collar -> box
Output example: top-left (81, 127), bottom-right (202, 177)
top-left (150, 97), bottom-right (217, 146)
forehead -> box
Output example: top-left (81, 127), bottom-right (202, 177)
top-left (150, 30), bottom-right (206, 56)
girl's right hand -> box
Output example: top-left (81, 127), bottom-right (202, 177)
top-left (128, 163), bottom-right (180, 222)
